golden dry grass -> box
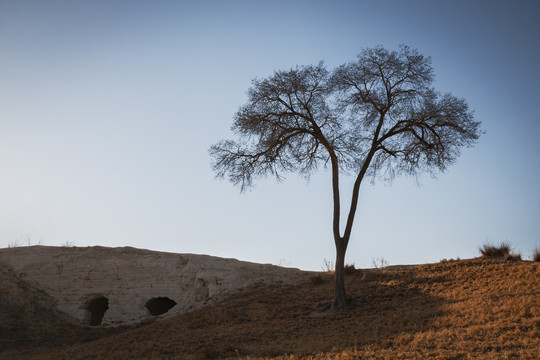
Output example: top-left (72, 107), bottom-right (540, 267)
top-left (1, 259), bottom-right (538, 360)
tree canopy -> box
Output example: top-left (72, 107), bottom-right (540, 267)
top-left (210, 45), bottom-right (481, 308)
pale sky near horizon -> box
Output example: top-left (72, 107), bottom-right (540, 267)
top-left (1, 0), bottom-right (539, 270)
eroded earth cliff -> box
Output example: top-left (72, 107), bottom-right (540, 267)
top-left (0, 246), bottom-right (306, 327)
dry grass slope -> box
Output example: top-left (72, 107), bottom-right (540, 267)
top-left (1, 259), bottom-right (538, 360)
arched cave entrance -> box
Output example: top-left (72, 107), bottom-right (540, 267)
top-left (145, 297), bottom-right (177, 316)
top-left (86, 296), bottom-right (109, 326)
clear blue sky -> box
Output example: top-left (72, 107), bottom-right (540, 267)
top-left (1, 0), bottom-right (539, 270)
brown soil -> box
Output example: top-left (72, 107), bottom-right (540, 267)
top-left (1, 259), bottom-right (538, 359)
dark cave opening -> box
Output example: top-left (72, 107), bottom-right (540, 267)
top-left (86, 296), bottom-right (109, 326)
top-left (145, 297), bottom-right (177, 316)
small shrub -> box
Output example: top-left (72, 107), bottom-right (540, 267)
top-left (310, 274), bottom-right (324, 286)
top-left (7, 240), bottom-right (23, 248)
top-left (479, 242), bottom-right (511, 258)
top-left (533, 248), bottom-right (540, 262)
top-left (322, 258), bottom-right (335, 273)
top-left (344, 263), bottom-right (356, 275)
top-left (371, 257), bottom-right (389, 270)
top-left (480, 242), bottom-right (522, 261)
top-left (321, 259), bottom-right (358, 275)
top-left (7, 235), bottom-right (44, 248)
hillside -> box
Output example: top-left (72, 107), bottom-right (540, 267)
top-left (1, 258), bottom-right (538, 359)
top-left (0, 246), bottom-right (307, 327)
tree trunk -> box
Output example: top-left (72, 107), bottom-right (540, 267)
top-left (331, 143), bottom-right (378, 309)
top-left (333, 238), bottom-right (349, 309)
top-left (323, 116), bottom-right (382, 310)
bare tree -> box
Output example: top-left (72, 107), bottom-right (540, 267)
top-left (210, 45), bottom-right (481, 309)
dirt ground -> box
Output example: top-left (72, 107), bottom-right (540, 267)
top-left (1, 258), bottom-right (538, 359)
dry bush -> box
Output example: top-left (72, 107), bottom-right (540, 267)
top-left (7, 240), bottom-right (23, 248)
top-left (322, 258), bottom-right (335, 273)
top-left (479, 242), bottom-right (511, 258)
top-left (371, 256), bottom-right (388, 270)
top-left (321, 260), bottom-right (357, 275)
top-left (312, 263), bottom-right (358, 286)
top-left (344, 264), bottom-right (356, 275)
top-left (480, 242), bottom-right (523, 262)
top-left (534, 248), bottom-right (540, 262)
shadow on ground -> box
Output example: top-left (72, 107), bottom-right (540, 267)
top-left (2, 265), bottom-right (448, 359)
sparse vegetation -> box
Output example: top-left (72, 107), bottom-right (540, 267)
top-left (2, 258), bottom-right (538, 359)
top-left (479, 242), bottom-right (511, 258)
top-left (343, 263), bottom-right (356, 275)
top-left (371, 256), bottom-right (389, 270)
top-left (7, 239), bottom-right (24, 248)
top-left (533, 248), bottom-right (540, 262)
top-left (322, 258), bottom-right (335, 273)
top-left (61, 241), bottom-right (75, 247)
top-left (479, 242), bottom-right (522, 261)
top-left (322, 259), bottom-right (357, 276)
top-left (7, 235), bottom-right (45, 248)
